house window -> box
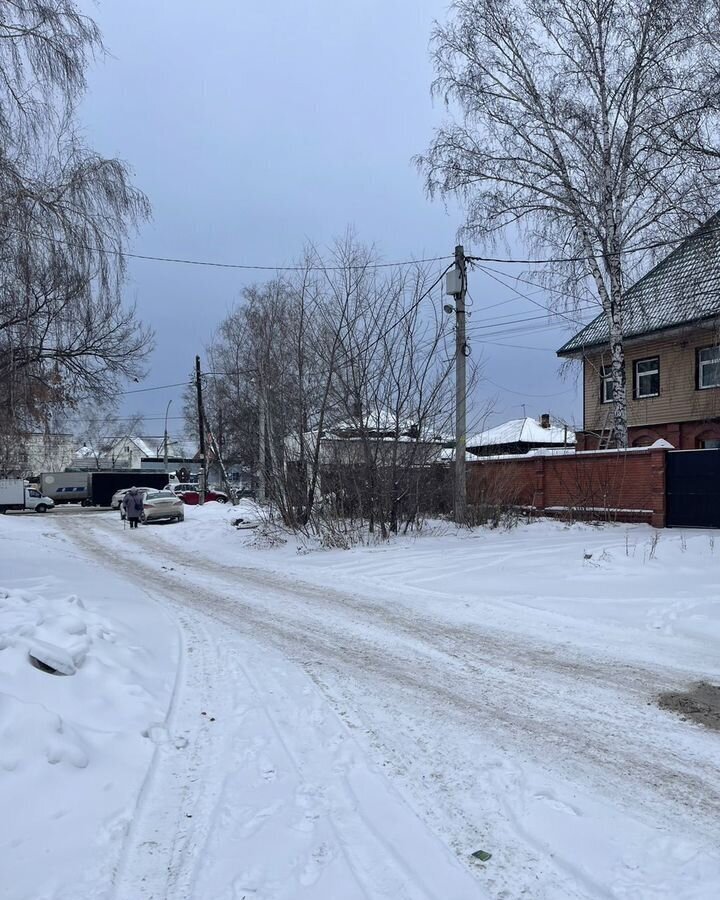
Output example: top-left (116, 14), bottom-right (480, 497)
top-left (700, 439), bottom-right (720, 449)
top-left (697, 346), bottom-right (720, 389)
top-left (600, 365), bottom-right (613, 404)
top-left (634, 357), bottom-right (660, 399)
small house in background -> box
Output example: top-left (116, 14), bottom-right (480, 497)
top-left (558, 213), bottom-right (720, 450)
top-left (0, 431), bottom-right (75, 478)
top-left (466, 415), bottom-right (575, 457)
top-left (73, 436), bottom-right (158, 470)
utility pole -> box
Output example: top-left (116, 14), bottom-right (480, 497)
top-left (163, 399), bottom-right (172, 473)
top-left (257, 387), bottom-right (266, 503)
top-left (195, 355), bottom-right (207, 505)
top-left (446, 244), bottom-right (467, 524)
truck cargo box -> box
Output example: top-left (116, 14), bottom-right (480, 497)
top-left (88, 471), bottom-right (168, 507)
top-left (39, 472), bottom-right (90, 504)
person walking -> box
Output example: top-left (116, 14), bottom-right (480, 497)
top-left (122, 487), bottom-right (144, 529)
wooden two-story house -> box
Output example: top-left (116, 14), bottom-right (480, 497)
top-left (558, 216), bottom-right (720, 450)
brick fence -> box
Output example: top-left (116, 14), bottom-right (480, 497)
top-left (467, 447), bottom-right (667, 527)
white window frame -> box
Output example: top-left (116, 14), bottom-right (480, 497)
top-left (600, 365), bottom-right (613, 404)
top-left (698, 346), bottom-right (720, 390)
top-left (634, 356), bottom-right (660, 399)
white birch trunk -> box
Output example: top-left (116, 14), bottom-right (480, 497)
top-left (608, 309), bottom-right (628, 448)
top-left (607, 260), bottom-right (629, 449)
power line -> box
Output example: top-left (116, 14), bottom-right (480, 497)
top-left (73, 415), bottom-right (188, 423)
top-left (476, 265), bottom-right (595, 328)
top-left (115, 271), bottom-right (451, 398)
top-left (335, 265), bottom-right (454, 367)
top-left (470, 317), bottom-right (570, 333)
top-left (466, 223), bottom-right (720, 265)
top-left (468, 311), bottom-right (566, 332)
top-left (19, 229), bottom-right (452, 272)
top-left (17, 215), bottom-right (720, 275)
top-left (471, 339), bottom-right (556, 351)
top-left (482, 376), bottom-right (576, 398)
top-left (477, 264), bottom-right (597, 309)
top-left (466, 326), bottom-right (568, 347)
top-left (467, 284), bottom-right (549, 314)
top-left (118, 380), bottom-right (192, 395)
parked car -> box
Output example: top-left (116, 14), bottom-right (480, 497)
top-left (165, 482), bottom-right (229, 505)
top-left (112, 486), bottom-right (156, 513)
top-left (140, 490), bottom-right (185, 524)
top-left (111, 487), bottom-right (158, 519)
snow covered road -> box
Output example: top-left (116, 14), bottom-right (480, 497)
top-left (55, 510), bottom-right (720, 900)
top-left (2, 512), bottom-right (483, 900)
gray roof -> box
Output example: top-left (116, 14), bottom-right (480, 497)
top-left (557, 215), bottom-right (720, 356)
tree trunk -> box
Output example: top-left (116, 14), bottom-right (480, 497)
top-left (608, 305), bottom-right (629, 448)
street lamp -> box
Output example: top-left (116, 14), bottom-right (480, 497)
top-left (163, 400), bottom-right (173, 472)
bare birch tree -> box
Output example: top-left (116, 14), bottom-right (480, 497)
top-left (419, 0), bottom-right (720, 446)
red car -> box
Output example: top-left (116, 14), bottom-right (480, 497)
top-left (167, 483), bottom-right (229, 505)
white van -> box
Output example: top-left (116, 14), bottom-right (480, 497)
top-left (0, 479), bottom-right (55, 513)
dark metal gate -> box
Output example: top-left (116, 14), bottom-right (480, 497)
top-left (666, 449), bottom-right (720, 528)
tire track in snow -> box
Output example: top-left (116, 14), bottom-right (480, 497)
top-left (72, 517), bottom-right (720, 825)
top-left (64, 517), bottom-right (720, 899)
top-left (65, 518), bottom-right (483, 900)
top-left (134, 521), bottom-right (713, 692)
top-left (106, 600), bottom-right (234, 898)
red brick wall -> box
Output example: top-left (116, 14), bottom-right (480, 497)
top-left (577, 421), bottom-right (720, 450)
top-left (467, 448), bottom-right (666, 526)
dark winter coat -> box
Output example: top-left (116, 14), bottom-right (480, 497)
top-left (122, 488), bottom-right (144, 520)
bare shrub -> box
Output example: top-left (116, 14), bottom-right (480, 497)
top-left (466, 461), bottom-right (528, 528)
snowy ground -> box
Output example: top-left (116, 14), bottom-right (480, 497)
top-left (0, 514), bottom-right (177, 899)
top-left (1, 510), bottom-right (480, 900)
top-left (2, 505), bottom-right (720, 899)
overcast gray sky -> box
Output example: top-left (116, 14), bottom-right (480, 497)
top-left (78, 0), bottom-right (584, 439)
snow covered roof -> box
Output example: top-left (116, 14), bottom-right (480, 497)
top-left (132, 437), bottom-right (157, 457)
top-left (74, 436), bottom-right (160, 459)
top-left (558, 213), bottom-right (720, 356)
top-left (467, 418), bottom-right (575, 449)
top-left (330, 409), bottom-right (414, 435)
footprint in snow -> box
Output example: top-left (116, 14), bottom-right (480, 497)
top-left (258, 758), bottom-right (277, 781)
top-left (290, 810), bottom-right (320, 834)
top-left (239, 800), bottom-right (284, 838)
top-left (532, 791), bottom-right (581, 816)
top-left (299, 842), bottom-right (334, 887)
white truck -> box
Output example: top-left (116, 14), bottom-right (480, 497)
top-left (0, 479), bottom-right (55, 513)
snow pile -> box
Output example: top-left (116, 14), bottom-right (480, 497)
top-left (2, 587), bottom-right (93, 677)
top-left (0, 692), bottom-right (89, 771)
top-left (0, 516), bottom-right (177, 900)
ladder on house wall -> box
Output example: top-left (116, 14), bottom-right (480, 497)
top-left (597, 410), bottom-right (615, 450)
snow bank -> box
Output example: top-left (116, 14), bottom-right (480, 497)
top-left (0, 515), bottom-right (177, 900)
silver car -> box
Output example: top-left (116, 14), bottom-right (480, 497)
top-left (140, 490), bottom-right (185, 524)
top-left (113, 486), bottom-right (155, 513)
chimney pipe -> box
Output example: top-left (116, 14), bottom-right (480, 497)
top-left (540, 413), bottom-right (550, 429)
